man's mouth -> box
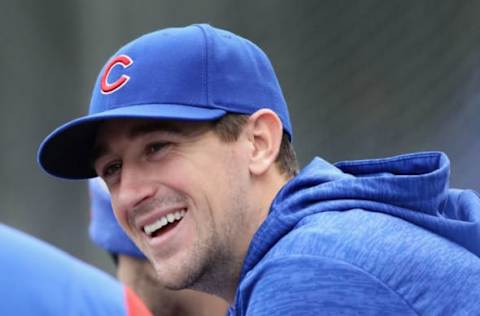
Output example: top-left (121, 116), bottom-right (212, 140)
top-left (142, 209), bottom-right (186, 238)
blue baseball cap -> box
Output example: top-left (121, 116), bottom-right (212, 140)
top-left (37, 23), bottom-right (292, 179)
top-left (88, 177), bottom-right (145, 258)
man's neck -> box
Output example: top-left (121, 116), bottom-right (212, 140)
top-left (223, 170), bottom-right (290, 303)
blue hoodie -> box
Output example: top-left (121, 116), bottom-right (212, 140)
top-left (231, 152), bottom-right (480, 315)
top-left (0, 224), bottom-right (152, 316)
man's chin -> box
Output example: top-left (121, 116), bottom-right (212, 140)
top-left (152, 263), bottom-right (199, 291)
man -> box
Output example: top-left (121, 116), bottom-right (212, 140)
top-left (38, 24), bottom-right (480, 315)
top-left (0, 223), bottom-right (151, 316)
top-left (89, 177), bottom-right (228, 315)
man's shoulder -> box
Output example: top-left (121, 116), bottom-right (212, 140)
top-left (0, 224), bottom-right (131, 315)
top-left (242, 209), bottom-right (480, 315)
top-left (270, 209), bottom-right (480, 281)
top-left (270, 209), bottom-right (480, 264)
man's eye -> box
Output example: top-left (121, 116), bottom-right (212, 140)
top-left (103, 162), bottom-right (121, 177)
top-left (147, 142), bottom-right (168, 154)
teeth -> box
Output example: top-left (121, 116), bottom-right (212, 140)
top-left (160, 217), bottom-right (167, 226)
top-left (143, 210), bottom-right (186, 236)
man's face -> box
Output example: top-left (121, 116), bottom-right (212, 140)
top-left (94, 118), bottom-right (255, 293)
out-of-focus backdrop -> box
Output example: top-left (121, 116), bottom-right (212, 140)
top-left (1, 0), bottom-right (479, 274)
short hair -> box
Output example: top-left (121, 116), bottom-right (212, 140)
top-left (212, 114), bottom-right (299, 178)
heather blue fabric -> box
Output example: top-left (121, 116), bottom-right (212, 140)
top-left (0, 224), bottom-right (129, 315)
top-left (230, 152), bottom-right (480, 315)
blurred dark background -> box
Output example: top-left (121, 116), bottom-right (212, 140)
top-left (1, 0), bottom-right (479, 274)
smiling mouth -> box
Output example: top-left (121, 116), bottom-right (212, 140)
top-left (143, 209), bottom-right (186, 238)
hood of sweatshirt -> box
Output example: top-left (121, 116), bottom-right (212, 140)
top-left (240, 151), bottom-right (480, 280)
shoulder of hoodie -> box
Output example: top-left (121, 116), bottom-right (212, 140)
top-left (255, 209), bottom-right (480, 313)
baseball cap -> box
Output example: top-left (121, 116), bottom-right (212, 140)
top-left (89, 177), bottom-right (145, 258)
top-left (37, 23), bottom-right (292, 179)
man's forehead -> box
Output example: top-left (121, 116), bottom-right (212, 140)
top-left (97, 118), bottom-right (185, 138)
top-left (92, 118), bottom-right (213, 161)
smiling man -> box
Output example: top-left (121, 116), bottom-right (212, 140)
top-left (38, 24), bottom-right (480, 315)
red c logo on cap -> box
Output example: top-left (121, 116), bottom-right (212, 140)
top-left (101, 55), bottom-right (133, 94)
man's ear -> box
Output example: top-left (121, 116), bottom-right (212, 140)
top-left (246, 109), bottom-right (283, 176)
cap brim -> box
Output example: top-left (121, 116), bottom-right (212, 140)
top-left (38, 104), bottom-right (226, 179)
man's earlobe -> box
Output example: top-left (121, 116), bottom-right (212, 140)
top-left (247, 109), bottom-right (283, 176)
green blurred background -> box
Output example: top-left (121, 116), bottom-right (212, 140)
top-left (1, 0), bottom-right (479, 274)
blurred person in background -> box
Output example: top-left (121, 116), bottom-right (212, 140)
top-left (89, 177), bottom-right (229, 316)
top-left (0, 223), bottom-right (151, 316)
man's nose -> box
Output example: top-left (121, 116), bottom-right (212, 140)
top-left (115, 162), bottom-right (156, 213)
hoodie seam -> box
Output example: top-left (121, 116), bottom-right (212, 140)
top-left (335, 152), bottom-right (441, 168)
